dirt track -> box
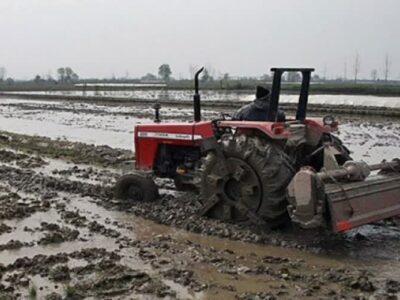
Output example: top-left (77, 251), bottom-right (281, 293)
top-left (0, 131), bottom-right (399, 299)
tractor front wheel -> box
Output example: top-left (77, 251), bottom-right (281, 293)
top-left (114, 174), bottom-right (159, 203)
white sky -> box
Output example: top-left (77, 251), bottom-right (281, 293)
top-left (1, 0), bottom-right (399, 80)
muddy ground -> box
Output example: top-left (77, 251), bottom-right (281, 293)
top-left (0, 97), bottom-right (400, 160)
top-left (0, 132), bottom-right (399, 299)
top-left (0, 97), bottom-right (400, 299)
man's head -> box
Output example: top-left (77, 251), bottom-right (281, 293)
top-left (256, 86), bottom-right (270, 99)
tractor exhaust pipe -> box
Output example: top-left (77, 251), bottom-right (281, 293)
top-left (194, 67), bottom-right (204, 122)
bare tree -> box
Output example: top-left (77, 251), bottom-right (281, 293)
top-left (384, 53), bottom-right (390, 82)
top-left (201, 68), bottom-right (212, 82)
top-left (353, 52), bottom-right (360, 82)
top-left (0, 66), bottom-right (6, 81)
top-left (323, 64), bottom-right (327, 80)
top-left (205, 64), bottom-right (216, 79)
top-left (188, 65), bottom-right (198, 78)
top-left (71, 72), bottom-right (79, 82)
top-left (343, 62), bottom-right (347, 81)
top-left (57, 67), bottom-right (65, 82)
top-left (287, 72), bottom-right (301, 82)
top-left (370, 69), bottom-right (378, 81)
top-left (65, 67), bottom-right (73, 79)
top-left (158, 64), bottom-right (172, 81)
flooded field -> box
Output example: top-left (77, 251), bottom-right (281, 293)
top-left (6, 90), bottom-right (400, 107)
top-left (0, 95), bottom-right (400, 299)
top-left (0, 97), bottom-right (399, 163)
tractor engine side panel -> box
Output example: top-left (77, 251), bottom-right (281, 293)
top-left (134, 121), bottom-right (214, 171)
top-left (154, 144), bottom-right (201, 177)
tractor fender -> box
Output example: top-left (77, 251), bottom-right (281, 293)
top-left (216, 120), bottom-right (289, 139)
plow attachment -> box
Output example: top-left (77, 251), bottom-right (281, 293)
top-left (288, 160), bottom-right (400, 232)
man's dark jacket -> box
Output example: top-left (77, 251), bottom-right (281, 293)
top-left (232, 86), bottom-right (285, 122)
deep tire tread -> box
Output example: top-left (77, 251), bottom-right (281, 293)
top-left (201, 134), bottom-right (295, 223)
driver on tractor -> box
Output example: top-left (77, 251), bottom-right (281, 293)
top-left (233, 86), bottom-right (286, 122)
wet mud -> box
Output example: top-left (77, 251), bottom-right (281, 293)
top-left (1, 97), bottom-right (400, 162)
top-left (0, 95), bottom-right (400, 299)
top-left (0, 132), bottom-right (400, 299)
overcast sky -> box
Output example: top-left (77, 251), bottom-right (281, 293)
top-left (1, 0), bottom-right (399, 80)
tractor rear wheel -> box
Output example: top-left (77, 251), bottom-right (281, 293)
top-left (200, 135), bottom-right (294, 225)
top-left (114, 174), bottom-right (158, 203)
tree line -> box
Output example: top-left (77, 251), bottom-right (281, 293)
top-left (330, 53), bottom-right (392, 83)
top-left (0, 57), bottom-right (397, 85)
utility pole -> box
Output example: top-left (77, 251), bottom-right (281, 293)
top-left (323, 64), bottom-right (327, 81)
top-left (353, 52), bottom-right (360, 83)
top-left (384, 53), bottom-right (390, 82)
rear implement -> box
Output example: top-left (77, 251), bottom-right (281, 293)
top-left (288, 160), bottom-right (400, 232)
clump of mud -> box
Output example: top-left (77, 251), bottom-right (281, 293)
top-left (0, 240), bottom-right (32, 251)
top-left (0, 131), bottom-right (131, 167)
top-left (0, 187), bottom-right (49, 220)
top-left (38, 224), bottom-right (79, 245)
top-left (52, 165), bottom-right (118, 182)
top-left (0, 149), bottom-right (47, 168)
top-left (0, 223), bottom-right (12, 234)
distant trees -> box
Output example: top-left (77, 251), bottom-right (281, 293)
top-left (141, 73), bottom-right (158, 81)
top-left (0, 67), bottom-right (13, 85)
top-left (34, 75), bottom-right (42, 84)
top-left (57, 67), bottom-right (79, 83)
top-left (65, 67), bottom-right (73, 80)
top-left (286, 72), bottom-right (301, 82)
top-left (158, 64), bottom-right (172, 81)
top-left (312, 74), bottom-right (321, 82)
top-left (370, 69), bottom-right (378, 81)
top-left (30, 73), bottom-right (57, 85)
top-left (201, 69), bottom-right (210, 82)
top-left (188, 65), bottom-right (198, 78)
top-left (261, 74), bottom-right (272, 81)
top-left (5, 78), bottom-right (14, 85)
top-left (201, 68), bottom-right (214, 82)
top-left (57, 68), bottom-right (65, 82)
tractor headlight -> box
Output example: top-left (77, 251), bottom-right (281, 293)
top-left (323, 115), bottom-right (335, 126)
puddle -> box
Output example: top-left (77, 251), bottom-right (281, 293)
top-left (0, 209), bottom-right (61, 245)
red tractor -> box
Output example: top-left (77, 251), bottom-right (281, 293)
top-left (115, 68), bottom-right (400, 232)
